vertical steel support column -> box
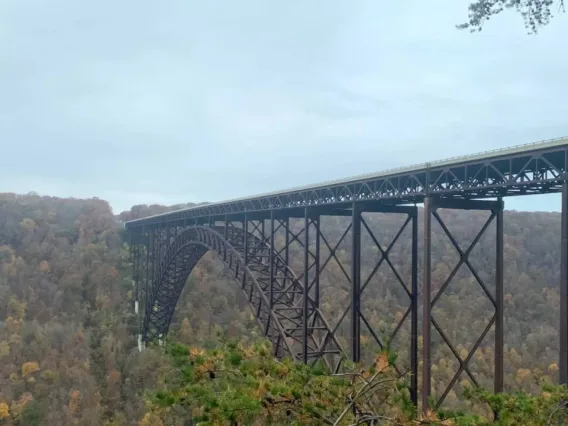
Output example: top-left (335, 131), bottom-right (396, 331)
top-left (410, 207), bottom-right (418, 406)
top-left (242, 214), bottom-right (249, 290)
top-left (167, 225), bottom-right (174, 267)
top-left (129, 232), bottom-right (135, 311)
top-left (135, 235), bottom-right (141, 333)
top-left (144, 228), bottom-right (150, 344)
top-left (314, 215), bottom-right (321, 308)
top-left (261, 219), bottom-right (265, 245)
top-left (284, 217), bottom-right (290, 267)
top-left (282, 217), bottom-right (290, 286)
top-left (351, 203), bottom-right (362, 363)
top-left (244, 214), bottom-right (249, 265)
top-left (145, 228), bottom-right (150, 301)
top-left (269, 211), bottom-right (275, 308)
top-left (422, 197), bottom-right (433, 411)
top-left (224, 216), bottom-right (229, 262)
top-left (495, 199), bottom-right (504, 393)
top-left (133, 232), bottom-right (142, 351)
top-left (303, 207), bottom-right (310, 363)
top-left (150, 227), bottom-right (156, 299)
top-left (561, 182), bottom-right (568, 383)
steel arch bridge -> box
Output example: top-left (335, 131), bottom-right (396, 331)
top-left (126, 136), bottom-right (568, 411)
top-left (137, 223), bottom-right (346, 372)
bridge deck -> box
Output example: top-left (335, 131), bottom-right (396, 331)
top-left (126, 136), bottom-right (568, 228)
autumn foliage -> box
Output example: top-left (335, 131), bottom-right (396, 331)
top-left (145, 339), bottom-right (413, 425)
top-left (144, 339), bottom-right (568, 425)
top-left (0, 403), bottom-right (9, 420)
top-left (0, 193), bottom-right (567, 424)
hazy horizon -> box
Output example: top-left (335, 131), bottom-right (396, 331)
top-left (1, 0), bottom-right (567, 213)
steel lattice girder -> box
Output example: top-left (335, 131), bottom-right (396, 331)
top-left (125, 138), bottom-right (568, 229)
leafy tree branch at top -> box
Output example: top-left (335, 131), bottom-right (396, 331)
top-left (461, 0), bottom-right (565, 32)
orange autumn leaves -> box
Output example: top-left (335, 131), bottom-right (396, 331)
top-left (376, 352), bottom-right (389, 373)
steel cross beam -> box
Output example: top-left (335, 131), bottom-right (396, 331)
top-left (422, 197), bottom-right (504, 411)
top-left (349, 203), bottom-right (419, 405)
top-left (275, 203), bottom-right (420, 402)
top-left (561, 181), bottom-right (568, 383)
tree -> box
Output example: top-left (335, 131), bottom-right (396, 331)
top-left (459, 0), bottom-right (565, 33)
top-left (21, 362), bottom-right (40, 378)
top-left (452, 385), bottom-right (568, 425)
top-left (0, 402), bottom-right (9, 420)
top-left (4, 193), bottom-right (568, 423)
top-left (144, 339), bottom-right (568, 425)
top-left (145, 339), bottom-right (415, 425)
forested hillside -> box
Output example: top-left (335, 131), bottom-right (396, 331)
top-left (0, 192), bottom-right (563, 424)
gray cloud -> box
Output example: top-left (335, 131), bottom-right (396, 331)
top-left (1, 0), bottom-right (567, 213)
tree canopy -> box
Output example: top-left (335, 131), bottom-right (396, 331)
top-left (1, 193), bottom-right (568, 424)
top-left (460, 0), bottom-right (565, 32)
top-left (143, 339), bottom-right (568, 425)
top-left (145, 339), bottom-right (415, 425)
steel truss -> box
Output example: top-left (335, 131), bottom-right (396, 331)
top-left (561, 182), bottom-right (568, 385)
top-left (422, 198), bottom-right (504, 410)
top-left (351, 204), bottom-right (419, 405)
top-left (127, 140), bottom-right (568, 228)
top-left (128, 191), bottom-right (568, 412)
top-left (126, 138), bottom-right (568, 412)
top-left (129, 203), bottom-right (420, 402)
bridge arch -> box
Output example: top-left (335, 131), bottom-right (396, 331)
top-left (141, 225), bottom-right (344, 369)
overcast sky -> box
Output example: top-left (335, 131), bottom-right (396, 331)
top-left (1, 0), bottom-right (567, 213)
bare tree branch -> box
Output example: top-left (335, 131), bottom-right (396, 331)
top-left (547, 399), bottom-right (568, 425)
